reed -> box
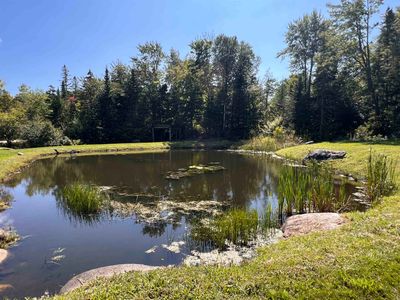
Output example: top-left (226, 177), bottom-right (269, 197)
top-left (191, 208), bottom-right (277, 249)
top-left (60, 183), bottom-right (108, 216)
top-left (278, 163), bottom-right (349, 216)
top-left (366, 150), bottom-right (397, 202)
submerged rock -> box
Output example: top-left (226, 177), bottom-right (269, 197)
top-left (282, 213), bottom-right (346, 238)
top-left (304, 149), bottom-right (346, 161)
top-left (60, 264), bottom-right (162, 294)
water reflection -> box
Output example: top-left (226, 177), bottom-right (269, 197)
top-left (8, 151), bottom-right (284, 224)
top-left (0, 151), bottom-right (356, 298)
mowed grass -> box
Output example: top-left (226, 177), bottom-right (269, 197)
top-left (43, 141), bottom-right (400, 299)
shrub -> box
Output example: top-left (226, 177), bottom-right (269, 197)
top-left (20, 119), bottom-right (71, 147)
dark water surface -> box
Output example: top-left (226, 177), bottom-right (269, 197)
top-left (0, 150), bottom-right (285, 298)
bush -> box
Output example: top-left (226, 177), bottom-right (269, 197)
top-left (20, 119), bottom-right (71, 147)
top-left (352, 124), bottom-right (387, 142)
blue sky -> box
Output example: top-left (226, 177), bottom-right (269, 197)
top-left (0, 0), bottom-right (398, 94)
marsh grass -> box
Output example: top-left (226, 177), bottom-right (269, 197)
top-left (191, 207), bottom-right (279, 249)
top-left (366, 149), bottom-right (397, 202)
top-left (239, 136), bottom-right (278, 152)
top-left (278, 163), bottom-right (349, 216)
top-left (59, 183), bottom-right (109, 222)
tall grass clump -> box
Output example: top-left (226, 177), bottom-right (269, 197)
top-left (278, 167), bottom-right (310, 215)
top-left (278, 163), bottom-right (349, 217)
top-left (366, 150), bottom-right (397, 202)
top-left (191, 208), bottom-right (277, 249)
top-left (240, 136), bottom-right (278, 152)
top-left (60, 183), bottom-right (108, 217)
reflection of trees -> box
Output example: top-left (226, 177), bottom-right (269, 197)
top-left (142, 222), bottom-right (167, 237)
top-left (5, 151), bottom-right (285, 230)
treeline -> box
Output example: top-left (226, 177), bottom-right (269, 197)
top-left (1, 35), bottom-right (263, 146)
top-left (0, 0), bottom-right (399, 147)
top-left (270, 1), bottom-right (400, 140)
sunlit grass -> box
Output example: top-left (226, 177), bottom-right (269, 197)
top-left (277, 163), bottom-right (349, 216)
top-left (191, 208), bottom-right (278, 249)
top-left (60, 183), bottom-right (108, 216)
top-left (366, 149), bottom-right (397, 202)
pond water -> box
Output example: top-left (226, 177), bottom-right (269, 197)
top-left (0, 150), bottom-right (362, 298)
top-left (0, 150), bottom-right (289, 298)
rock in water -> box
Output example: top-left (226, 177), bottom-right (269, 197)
top-left (304, 149), bottom-right (346, 161)
top-left (282, 213), bottom-right (346, 237)
top-left (0, 249), bottom-right (8, 264)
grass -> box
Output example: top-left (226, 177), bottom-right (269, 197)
top-left (191, 209), bottom-right (262, 248)
top-left (1, 141), bottom-right (399, 299)
top-left (44, 141), bottom-right (400, 299)
top-left (278, 163), bottom-right (350, 216)
top-left (366, 150), bottom-right (397, 202)
top-left (239, 136), bottom-right (279, 152)
top-left (60, 183), bottom-right (107, 214)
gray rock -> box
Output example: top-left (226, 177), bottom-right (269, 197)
top-left (282, 213), bottom-right (346, 238)
top-left (60, 264), bottom-right (161, 294)
top-left (304, 149), bottom-right (346, 161)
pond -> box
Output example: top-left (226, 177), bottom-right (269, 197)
top-left (0, 150), bottom-right (357, 298)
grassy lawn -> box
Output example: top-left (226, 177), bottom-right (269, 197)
top-left (1, 141), bottom-right (399, 299)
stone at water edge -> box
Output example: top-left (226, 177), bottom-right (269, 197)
top-left (0, 249), bottom-right (8, 264)
top-left (282, 213), bottom-right (346, 238)
top-left (304, 149), bottom-right (346, 161)
top-left (60, 264), bottom-right (162, 294)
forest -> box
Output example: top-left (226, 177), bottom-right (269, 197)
top-left (0, 0), bottom-right (399, 146)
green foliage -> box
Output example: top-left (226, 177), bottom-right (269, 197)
top-left (191, 208), bottom-right (273, 249)
top-left (366, 150), bottom-right (397, 202)
top-left (60, 183), bottom-right (108, 219)
top-left (20, 119), bottom-right (70, 147)
top-left (278, 163), bottom-right (349, 216)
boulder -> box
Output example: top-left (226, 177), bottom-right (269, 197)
top-left (60, 264), bottom-right (162, 294)
top-left (304, 149), bottom-right (346, 161)
top-left (0, 249), bottom-right (8, 264)
top-left (282, 213), bottom-right (346, 238)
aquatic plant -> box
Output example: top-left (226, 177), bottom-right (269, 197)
top-left (366, 150), bottom-right (397, 202)
top-left (277, 163), bottom-right (350, 216)
top-left (59, 183), bottom-right (108, 218)
top-left (191, 208), bottom-right (277, 249)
